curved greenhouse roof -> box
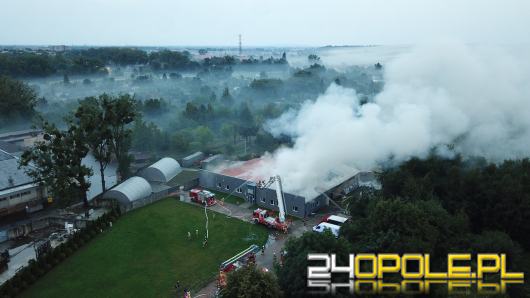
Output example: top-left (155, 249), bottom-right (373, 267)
top-left (103, 176), bottom-right (152, 205)
top-left (140, 157), bottom-right (182, 183)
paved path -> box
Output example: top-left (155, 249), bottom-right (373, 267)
top-left (182, 196), bottom-right (320, 298)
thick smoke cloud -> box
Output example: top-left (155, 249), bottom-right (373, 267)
top-left (259, 42), bottom-right (530, 199)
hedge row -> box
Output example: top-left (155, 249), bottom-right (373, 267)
top-left (0, 207), bottom-right (121, 298)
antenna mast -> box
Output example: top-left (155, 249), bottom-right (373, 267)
top-left (238, 34), bottom-right (242, 56)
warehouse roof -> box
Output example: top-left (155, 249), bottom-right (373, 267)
top-left (140, 157), bottom-right (182, 183)
top-left (167, 169), bottom-right (200, 187)
top-left (0, 151), bottom-right (34, 191)
top-left (103, 176), bottom-right (152, 205)
top-left (182, 151), bottom-right (204, 162)
top-left (217, 158), bottom-right (266, 182)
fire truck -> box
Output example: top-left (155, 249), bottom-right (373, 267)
top-left (189, 189), bottom-right (217, 206)
top-left (252, 176), bottom-right (290, 233)
top-left (217, 244), bottom-right (260, 288)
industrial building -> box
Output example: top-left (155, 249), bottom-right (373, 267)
top-left (0, 129), bottom-right (118, 215)
top-left (180, 151), bottom-right (204, 167)
top-left (0, 130), bottom-right (43, 152)
top-left (199, 158), bottom-right (380, 218)
top-left (0, 150), bottom-right (47, 217)
top-left (100, 155), bottom-right (379, 216)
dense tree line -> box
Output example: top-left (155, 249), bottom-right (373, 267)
top-left (0, 48), bottom-right (193, 77)
top-left (148, 50), bottom-right (199, 71)
top-left (0, 76), bottom-right (37, 123)
top-left (0, 51), bottom-right (107, 77)
top-left (0, 51), bottom-right (57, 77)
top-left (380, 155), bottom-right (530, 250)
top-left (70, 47), bottom-right (148, 65)
top-left (268, 155), bottom-right (530, 297)
top-left (0, 48), bottom-right (293, 78)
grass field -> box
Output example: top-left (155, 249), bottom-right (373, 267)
top-left (21, 199), bottom-right (268, 298)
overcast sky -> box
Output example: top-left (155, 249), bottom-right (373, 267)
top-left (1, 0), bottom-right (529, 47)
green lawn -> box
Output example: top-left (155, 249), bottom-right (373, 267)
top-left (21, 199), bottom-right (268, 298)
top-left (206, 189), bottom-right (246, 205)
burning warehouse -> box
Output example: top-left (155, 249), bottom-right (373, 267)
top-left (199, 158), bottom-right (379, 218)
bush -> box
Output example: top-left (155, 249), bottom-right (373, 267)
top-left (19, 281), bottom-right (28, 291)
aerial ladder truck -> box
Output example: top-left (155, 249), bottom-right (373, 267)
top-left (252, 175), bottom-right (290, 233)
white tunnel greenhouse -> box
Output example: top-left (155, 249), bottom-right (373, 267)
top-left (139, 157), bottom-right (182, 183)
top-left (102, 176), bottom-right (152, 206)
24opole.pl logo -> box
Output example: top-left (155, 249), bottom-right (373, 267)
top-left (307, 253), bottom-right (524, 295)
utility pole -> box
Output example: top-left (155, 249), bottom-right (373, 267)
top-left (238, 34), bottom-right (242, 56)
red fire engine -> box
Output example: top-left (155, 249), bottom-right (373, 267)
top-left (189, 189), bottom-right (217, 206)
top-left (252, 176), bottom-right (290, 233)
top-left (217, 245), bottom-right (259, 288)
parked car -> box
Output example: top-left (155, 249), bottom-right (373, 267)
top-left (312, 222), bottom-right (341, 238)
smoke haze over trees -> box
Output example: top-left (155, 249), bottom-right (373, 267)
top-left (3, 43), bottom-right (530, 198)
top-left (259, 42), bottom-right (530, 198)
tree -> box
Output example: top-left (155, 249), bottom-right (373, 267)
top-left (342, 197), bottom-right (467, 258)
top-left (131, 117), bottom-right (169, 151)
top-left (20, 121), bottom-right (92, 206)
top-left (307, 54), bottom-right (320, 62)
top-left (220, 87), bottom-right (234, 105)
top-left (183, 102), bottom-right (199, 120)
top-left (281, 52), bottom-right (287, 63)
top-left (103, 94), bottom-right (137, 180)
top-left (0, 76), bottom-right (37, 121)
top-left (194, 126), bottom-right (213, 147)
top-left (141, 98), bottom-right (165, 115)
top-left (379, 156), bottom-right (530, 250)
top-left (276, 231), bottom-right (351, 297)
top-left (223, 264), bottom-right (282, 298)
top-left (75, 95), bottom-right (113, 192)
top-left (171, 130), bottom-right (190, 152)
top-left (237, 103), bottom-right (258, 146)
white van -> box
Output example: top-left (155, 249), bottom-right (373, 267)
top-left (324, 215), bottom-right (349, 227)
top-left (312, 222), bottom-right (341, 238)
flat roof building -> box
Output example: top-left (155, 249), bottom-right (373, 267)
top-left (0, 150), bottom-right (47, 217)
top-left (199, 158), bottom-right (380, 218)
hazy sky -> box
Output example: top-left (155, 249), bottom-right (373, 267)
top-left (1, 0), bottom-right (529, 46)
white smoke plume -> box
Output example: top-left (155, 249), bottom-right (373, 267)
top-left (257, 42), bottom-right (530, 199)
